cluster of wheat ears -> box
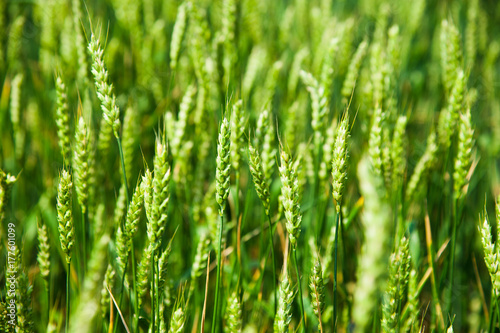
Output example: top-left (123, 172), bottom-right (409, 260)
top-left (1, 0), bottom-right (500, 332)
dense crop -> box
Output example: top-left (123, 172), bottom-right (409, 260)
top-left (1, 0), bottom-right (500, 332)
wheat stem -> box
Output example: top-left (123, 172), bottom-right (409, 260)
top-left (425, 214), bottom-right (445, 328)
top-left (81, 211), bottom-right (86, 277)
top-left (46, 282), bottom-right (50, 326)
top-left (116, 137), bottom-right (130, 209)
top-left (212, 215), bottom-right (224, 333)
top-left (66, 262), bottom-right (70, 333)
top-left (488, 298), bottom-right (495, 333)
top-left (333, 211), bottom-right (340, 332)
top-left (151, 250), bottom-right (156, 333)
top-left (313, 144), bottom-right (322, 240)
top-left (293, 247), bottom-right (306, 332)
top-left (155, 256), bottom-right (160, 332)
top-left (131, 243), bottom-right (139, 332)
top-left (112, 257), bottom-right (129, 333)
top-left (267, 213), bottom-right (277, 316)
top-left (496, 298), bottom-right (500, 333)
top-left (446, 199), bottom-right (458, 319)
top-left (235, 173), bottom-right (241, 270)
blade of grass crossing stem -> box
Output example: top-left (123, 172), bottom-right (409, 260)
top-left (107, 285), bottom-right (131, 333)
top-left (113, 133), bottom-right (131, 333)
top-left (113, 257), bottom-right (131, 333)
top-left (108, 295), bottom-right (114, 333)
top-left (201, 253), bottom-right (211, 333)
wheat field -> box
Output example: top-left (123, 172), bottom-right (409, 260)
top-left (0, 0), bottom-right (499, 332)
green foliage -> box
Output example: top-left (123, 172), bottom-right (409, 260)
top-left (2, 0), bottom-right (500, 332)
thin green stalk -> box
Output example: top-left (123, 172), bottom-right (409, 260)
top-left (254, 232), bottom-right (272, 301)
top-left (66, 262), bottom-right (70, 333)
top-left (489, 295), bottom-right (500, 333)
top-left (229, 245), bottom-right (240, 292)
top-left (313, 144), bottom-right (322, 239)
top-left (333, 211), bottom-right (340, 332)
top-left (267, 213), bottom-right (277, 316)
top-left (212, 215), bottom-right (224, 333)
top-left (372, 311), bottom-right (378, 333)
top-left (183, 180), bottom-right (196, 280)
top-left (495, 294), bottom-right (500, 333)
top-left (440, 148), bottom-right (452, 317)
top-left (488, 298), bottom-right (495, 333)
top-left (228, 174), bottom-right (241, 293)
top-left (165, 69), bottom-right (176, 115)
top-left (155, 256), bottom-right (160, 332)
top-left (131, 244), bottom-right (139, 332)
top-left (396, 283), bottom-right (403, 333)
top-left (340, 209), bottom-right (347, 326)
top-left (116, 136), bottom-right (132, 332)
top-left (116, 137), bottom-right (130, 207)
top-left (235, 173), bottom-right (240, 218)
top-left (425, 215), bottom-right (444, 329)
top-left (392, 189), bottom-right (400, 248)
top-left (48, 263), bottom-right (53, 326)
top-left (396, 183), bottom-right (404, 243)
top-left (113, 259), bottom-right (129, 333)
top-left (446, 199), bottom-right (458, 319)
top-left (46, 282), bottom-right (50, 327)
top-left (235, 173), bottom-right (241, 270)
top-left (86, 210), bottom-right (93, 257)
top-left (151, 250), bottom-right (155, 333)
top-left (257, 216), bottom-right (265, 277)
top-left (317, 194), bottom-right (328, 243)
top-left (430, 256), bottom-right (441, 328)
top-left (81, 210), bottom-right (86, 276)
top-left (293, 247), bottom-right (306, 332)
top-left (229, 187), bottom-right (253, 291)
